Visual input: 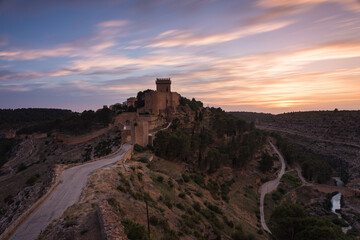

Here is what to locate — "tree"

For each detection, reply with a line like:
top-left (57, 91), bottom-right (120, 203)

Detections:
top-left (270, 203), bottom-right (347, 240)
top-left (259, 153), bottom-right (274, 172)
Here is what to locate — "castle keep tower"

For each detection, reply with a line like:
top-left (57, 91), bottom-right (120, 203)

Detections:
top-left (156, 78), bottom-right (171, 92)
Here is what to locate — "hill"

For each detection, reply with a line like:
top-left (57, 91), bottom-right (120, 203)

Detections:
top-left (1, 103), bottom-right (358, 240)
top-left (0, 108), bottom-right (74, 129)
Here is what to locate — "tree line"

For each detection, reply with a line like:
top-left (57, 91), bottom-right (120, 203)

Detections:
top-left (153, 100), bottom-right (267, 172)
top-left (275, 135), bottom-right (332, 183)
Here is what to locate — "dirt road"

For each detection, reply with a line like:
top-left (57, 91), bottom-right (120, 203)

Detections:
top-left (8, 143), bottom-right (132, 240)
top-left (259, 142), bottom-right (285, 234)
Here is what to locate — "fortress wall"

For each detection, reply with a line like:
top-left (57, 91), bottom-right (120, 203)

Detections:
top-left (114, 112), bottom-right (137, 126)
top-left (132, 120), bottom-right (149, 146)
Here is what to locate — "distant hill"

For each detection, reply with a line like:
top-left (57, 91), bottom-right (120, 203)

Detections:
top-left (0, 108), bottom-right (74, 129)
top-left (228, 111), bottom-right (274, 123)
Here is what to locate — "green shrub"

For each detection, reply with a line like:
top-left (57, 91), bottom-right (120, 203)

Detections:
top-left (206, 179), bottom-right (219, 199)
top-left (164, 198), bottom-right (173, 209)
top-left (195, 190), bottom-right (203, 198)
top-left (272, 191), bottom-right (281, 201)
top-left (26, 174), bottom-right (40, 186)
top-left (182, 173), bottom-right (190, 183)
top-left (134, 144), bottom-right (146, 153)
top-left (190, 173), bottom-right (205, 188)
top-left (137, 172), bottom-right (143, 181)
top-left (156, 175), bottom-right (164, 183)
top-left (117, 185), bottom-right (126, 193)
top-left (281, 174), bottom-right (302, 187)
top-left (168, 179), bottom-right (174, 188)
top-left (122, 219), bottom-right (149, 240)
top-left (150, 215), bottom-right (159, 226)
top-left (176, 203), bottom-right (185, 210)
top-left (259, 153), bottom-right (275, 172)
top-left (193, 202), bottom-right (201, 212)
top-left (178, 192), bottom-right (186, 199)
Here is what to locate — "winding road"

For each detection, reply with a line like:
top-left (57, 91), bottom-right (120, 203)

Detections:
top-left (7, 143), bottom-right (132, 240)
top-left (259, 142), bottom-right (285, 234)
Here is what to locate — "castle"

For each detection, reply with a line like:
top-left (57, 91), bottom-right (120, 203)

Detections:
top-left (139, 78), bottom-right (180, 115)
top-left (117, 78), bottom-right (180, 146)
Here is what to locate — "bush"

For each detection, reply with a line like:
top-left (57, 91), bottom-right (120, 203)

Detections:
top-left (205, 202), bottom-right (222, 214)
top-left (192, 202), bottom-right (201, 212)
top-left (157, 175), bottom-right (164, 183)
top-left (26, 174), bottom-right (40, 186)
top-left (122, 219), bottom-right (149, 240)
top-left (272, 191), bottom-right (281, 201)
top-left (259, 153), bottom-right (275, 172)
top-left (206, 179), bottom-right (219, 199)
top-left (17, 163), bottom-right (27, 172)
top-left (176, 203), bottom-right (185, 210)
top-left (134, 144), bottom-right (146, 153)
top-left (149, 215), bottom-right (159, 226)
top-left (190, 173), bottom-right (205, 188)
top-left (178, 192), bottom-right (186, 199)
top-left (4, 195), bottom-right (13, 205)
top-left (137, 172), bottom-right (143, 181)
top-left (117, 185), bottom-right (126, 193)
top-left (182, 173), bottom-right (190, 183)
top-left (167, 179), bottom-right (174, 188)
top-left (195, 190), bottom-right (203, 198)
top-left (281, 174), bottom-right (302, 187)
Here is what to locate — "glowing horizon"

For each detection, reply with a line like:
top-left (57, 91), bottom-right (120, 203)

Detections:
top-left (0, 0), bottom-right (359, 114)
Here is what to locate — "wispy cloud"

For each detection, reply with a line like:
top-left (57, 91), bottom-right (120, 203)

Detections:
top-left (256, 0), bottom-right (360, 13)
top-left (97, 20), bottom-right (129, 28)
top-left (0, 19), bottom-right (129, 61)
top-left (143, 21), bottom-right (293, 48)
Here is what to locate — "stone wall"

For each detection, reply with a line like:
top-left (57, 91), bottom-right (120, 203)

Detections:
top-left (114, 112), bottom-right (137, 128)
top-left (97, 201), bottom-right (128, 240)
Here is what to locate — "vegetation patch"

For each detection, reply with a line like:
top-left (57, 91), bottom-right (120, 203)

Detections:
top-left (270, 203), bottom-right (349, 240)
top-left (122, 218), bottom-right (149, 240)
top-left (281, 174), bottom-right (302, 187)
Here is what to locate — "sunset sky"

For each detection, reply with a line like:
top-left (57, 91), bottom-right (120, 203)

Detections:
top-left (1, 0), bottom-right (359, 113)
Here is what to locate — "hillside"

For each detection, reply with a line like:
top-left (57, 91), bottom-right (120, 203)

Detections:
top-left (230, 110), bottom-right (360, 186)
top-left (36, 103), bottom-right (277, 240)
top-left (1, 104), bottom-right (358, 240)
top-left (0, 106), bottom-right (125, 236)
top-left (231, 110), bottom-right (360, 238)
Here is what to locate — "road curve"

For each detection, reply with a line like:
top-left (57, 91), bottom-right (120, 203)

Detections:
top-left (8, 143), bottom-right (132, 240)
top-left (259, 142), bottom-right (285, 234)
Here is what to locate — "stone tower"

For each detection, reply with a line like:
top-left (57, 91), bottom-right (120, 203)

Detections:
top-left (156, 78), bottom-right (171, 92)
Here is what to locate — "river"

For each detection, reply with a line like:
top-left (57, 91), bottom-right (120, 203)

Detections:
top-left (331, 177), bottom-right (352, 233)
top-left (331, 177), bottom-right (343, 213)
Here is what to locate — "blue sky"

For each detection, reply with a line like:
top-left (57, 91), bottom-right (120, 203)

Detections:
top-left (1, 0), bottom-right (360, 113)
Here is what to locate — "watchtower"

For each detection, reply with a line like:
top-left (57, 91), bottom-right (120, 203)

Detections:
top-left (156, 78), bottom-right (171, 92)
